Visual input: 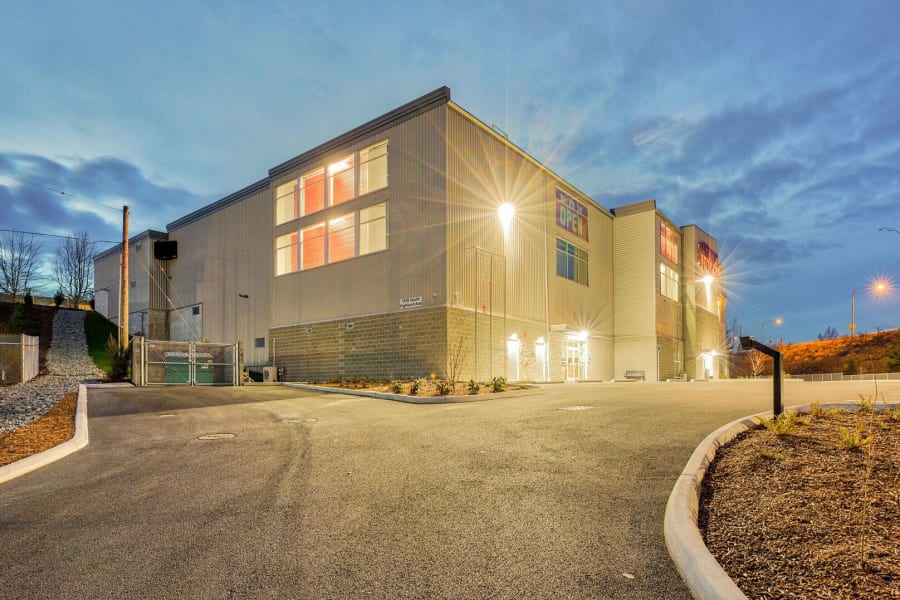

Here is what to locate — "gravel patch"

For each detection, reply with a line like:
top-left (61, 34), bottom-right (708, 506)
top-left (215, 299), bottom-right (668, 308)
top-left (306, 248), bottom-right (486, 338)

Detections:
top-left (0, 310), bottom-right (104, 434)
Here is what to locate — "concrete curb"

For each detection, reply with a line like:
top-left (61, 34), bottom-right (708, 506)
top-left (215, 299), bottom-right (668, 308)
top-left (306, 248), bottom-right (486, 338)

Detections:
top-left (0, 384), bottom-right (90, 485)
top-left (664, 401), bottom-right (897, 599)
top-left (282, 382), bottom-right (545, 404)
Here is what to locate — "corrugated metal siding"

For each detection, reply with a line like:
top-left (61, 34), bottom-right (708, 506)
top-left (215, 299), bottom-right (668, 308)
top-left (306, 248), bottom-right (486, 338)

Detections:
top-left (167, 185), bottom-right (273, 366)
top-left (445, 108), bottom-right (547, 324)
top-left (271, 104), bottom-right (448, 327)
top-left (613, 210), bottom-right (655, 336)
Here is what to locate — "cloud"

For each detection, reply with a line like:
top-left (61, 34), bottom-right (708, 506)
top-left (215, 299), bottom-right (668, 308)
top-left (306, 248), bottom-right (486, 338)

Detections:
top-left (0, 152), bottom-right (206, 291)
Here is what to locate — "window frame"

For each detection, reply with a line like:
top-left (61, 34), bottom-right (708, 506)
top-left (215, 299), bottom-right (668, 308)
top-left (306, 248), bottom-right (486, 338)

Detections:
top-left (659, 263), bottom-right (679, 301)
top-left (660, 222), bottom-right (679, 263)
top-left (555, 238), bottom-right (589, 286)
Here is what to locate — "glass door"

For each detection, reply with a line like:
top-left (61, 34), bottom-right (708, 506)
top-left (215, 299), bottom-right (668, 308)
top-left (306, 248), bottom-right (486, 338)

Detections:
top-left (565, 341), bottom-right (586, 380)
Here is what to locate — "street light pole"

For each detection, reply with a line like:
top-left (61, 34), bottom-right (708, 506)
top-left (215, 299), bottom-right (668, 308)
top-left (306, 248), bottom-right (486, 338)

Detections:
top-left (850, 281), bottom-right (888, 337)
top-left (759, 317), bottom-right (782, 343)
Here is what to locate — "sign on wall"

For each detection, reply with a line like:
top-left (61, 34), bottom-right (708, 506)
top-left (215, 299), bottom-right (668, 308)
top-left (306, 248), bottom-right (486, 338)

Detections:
top-left (697, 240), bottom-right (720, 275)
top-left (400, 296), bottom-right (422, 309)
top-left (556, 189), bottom-right (589, 240)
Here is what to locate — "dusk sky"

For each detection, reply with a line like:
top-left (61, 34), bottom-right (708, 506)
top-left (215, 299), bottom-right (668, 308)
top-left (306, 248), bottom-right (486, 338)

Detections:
top-left (1, 1), bottom-right (898, 344)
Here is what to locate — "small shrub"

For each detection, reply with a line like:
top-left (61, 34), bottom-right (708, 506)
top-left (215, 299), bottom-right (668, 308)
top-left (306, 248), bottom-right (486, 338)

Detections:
top-left (467, 380), bottom-right (481, 395)
top-left (53, 289), bottom-right (65, 307)
top-left (329, 374), bottom-right (343, 385)
top-left (409, 378), bottom-right (422, 396)
top-left (757, 411), bottom-right (807, 436)
top-left (839, 423), bottom-right (873, 451)
top-left (808, 402), bottom-right (828, 418)
top-left (491, 376), bottom-right (507, 393)
top-left (23, 290), bottom-right (33, 307)
top-left (436, 380), bottom-right (452, 395)
top-left (856, 395), bottom-right (875, 412)
top-left (105, 334), bottom-right (131, 381)
top-left (757, 449), bottom-right (785, 461)
top-left (390, 380), bottom-right (403, 394)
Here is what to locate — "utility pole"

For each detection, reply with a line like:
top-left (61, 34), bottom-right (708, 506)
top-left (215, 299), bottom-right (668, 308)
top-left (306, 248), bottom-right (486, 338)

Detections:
top-left (120, 205), bottom-right (129, 351)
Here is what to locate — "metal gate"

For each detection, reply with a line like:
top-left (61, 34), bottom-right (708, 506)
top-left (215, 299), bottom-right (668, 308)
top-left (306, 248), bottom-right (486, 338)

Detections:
top-left (141, 339), bottom-right (238, 385)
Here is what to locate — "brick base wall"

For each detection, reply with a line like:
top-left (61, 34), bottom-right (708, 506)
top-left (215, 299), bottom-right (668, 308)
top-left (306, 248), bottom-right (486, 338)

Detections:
top-left (270, 307), bottom-right (448, 382)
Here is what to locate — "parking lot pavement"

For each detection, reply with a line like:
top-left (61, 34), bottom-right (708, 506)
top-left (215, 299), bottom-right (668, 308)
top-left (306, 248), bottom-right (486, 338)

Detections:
top-left (1, 380), bottom-right (896, 599)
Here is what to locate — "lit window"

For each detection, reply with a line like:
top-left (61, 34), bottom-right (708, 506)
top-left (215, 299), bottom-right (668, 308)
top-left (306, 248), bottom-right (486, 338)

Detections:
top-left (556, 238), bottom-right (588, 285)
top-left (328, 214), bottom-right (355, 263)
top-left (660, 263), bottom-right (679, 301)
top-left (328, 154), bottom-right (355, 206)
top-left (275, 181), bottom-right (298, 225)
top-left (300, 168), bottom-right (325, 216)
top-left (660, 223), bottom-right (679, 263)
top-left (359, 202), bottom-right (387, 255)
top-left (359, 141), bottom-right (388, 195)
top-left (301, 224), bottom-right (325, 270)
top-left (275, 232), bottom-right (298, 275)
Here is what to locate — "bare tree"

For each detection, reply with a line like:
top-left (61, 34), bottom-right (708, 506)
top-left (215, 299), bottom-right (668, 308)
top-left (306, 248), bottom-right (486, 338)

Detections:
top-left (0, 231), bottom-right (42, 301)
top-left (748, 348), bottom-right (766, 377)
top-left (55, 231), bottom-right (95, 307)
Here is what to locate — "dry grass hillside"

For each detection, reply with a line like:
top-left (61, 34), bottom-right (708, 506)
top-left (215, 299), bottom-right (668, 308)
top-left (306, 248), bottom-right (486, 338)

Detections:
top-left (779, 329), bottom-right (900, 375)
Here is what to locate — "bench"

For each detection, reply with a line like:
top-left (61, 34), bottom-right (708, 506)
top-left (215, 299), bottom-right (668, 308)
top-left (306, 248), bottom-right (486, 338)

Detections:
top-left (624, 370), bottom-right (645, 381)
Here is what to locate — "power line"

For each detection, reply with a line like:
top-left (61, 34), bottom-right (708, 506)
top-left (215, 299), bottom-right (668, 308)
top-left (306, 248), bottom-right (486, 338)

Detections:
top-left (0, 171), bottom-right (76, 197)
top-left (0, 228), bottom-right (119, 244)
top-left (0, 170), bottom-right (125, 215)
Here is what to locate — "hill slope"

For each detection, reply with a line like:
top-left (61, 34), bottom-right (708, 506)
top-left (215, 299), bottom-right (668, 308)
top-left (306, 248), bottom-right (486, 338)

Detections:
top-left (780, 329), bottom-right (900, 375)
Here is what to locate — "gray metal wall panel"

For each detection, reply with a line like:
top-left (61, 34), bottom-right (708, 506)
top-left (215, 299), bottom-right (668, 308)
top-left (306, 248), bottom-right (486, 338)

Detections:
top-left (270, 104), bottom-right (448, 327)
top-left (166, 185), bottom-right (273, 366)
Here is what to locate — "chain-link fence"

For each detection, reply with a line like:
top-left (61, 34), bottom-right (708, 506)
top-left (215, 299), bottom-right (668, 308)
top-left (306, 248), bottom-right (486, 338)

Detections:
top-left (139, 339), bottom-right (237, 385)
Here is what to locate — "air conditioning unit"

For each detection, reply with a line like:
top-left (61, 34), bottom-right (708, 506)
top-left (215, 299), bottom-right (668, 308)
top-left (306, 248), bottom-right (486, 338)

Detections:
top-left (262, 367), bottom-right (277, 383)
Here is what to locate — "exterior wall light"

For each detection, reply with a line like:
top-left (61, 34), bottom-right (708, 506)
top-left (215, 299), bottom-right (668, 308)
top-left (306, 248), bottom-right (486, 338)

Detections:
top-left (498, 202), bottom-right (515, 235)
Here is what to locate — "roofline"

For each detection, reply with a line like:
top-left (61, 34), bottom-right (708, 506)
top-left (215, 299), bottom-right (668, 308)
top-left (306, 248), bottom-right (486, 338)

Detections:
top-left (268, 86), bottom-right (452, 180)
top-left (446, 101), bottom-right (614, 219)
top-left (166, 177), bottom-right (270, 232)
top-left (94, 229), bottom-right (168, 260)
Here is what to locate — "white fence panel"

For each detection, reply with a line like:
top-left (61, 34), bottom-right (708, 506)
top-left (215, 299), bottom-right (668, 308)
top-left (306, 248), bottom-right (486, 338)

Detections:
top-left (0, 334), bottom-right (39, 383)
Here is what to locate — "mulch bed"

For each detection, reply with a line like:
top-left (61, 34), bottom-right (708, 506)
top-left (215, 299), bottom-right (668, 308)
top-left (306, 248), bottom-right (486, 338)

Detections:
top-left (700, 406), bottom-right (900, 599)
top-left (0, 393), bottom-right (76, 467)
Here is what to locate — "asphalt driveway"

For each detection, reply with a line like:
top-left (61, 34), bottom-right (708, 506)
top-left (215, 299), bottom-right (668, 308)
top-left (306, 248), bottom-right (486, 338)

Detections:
top-left (1, 380), bottom-right (896, 599)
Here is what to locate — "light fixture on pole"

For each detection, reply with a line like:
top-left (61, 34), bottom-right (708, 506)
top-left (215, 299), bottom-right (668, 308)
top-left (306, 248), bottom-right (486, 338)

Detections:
top-left (850, 280), bottom-right (889, 336)
top-left (759, 317), bottom-right (783, 342)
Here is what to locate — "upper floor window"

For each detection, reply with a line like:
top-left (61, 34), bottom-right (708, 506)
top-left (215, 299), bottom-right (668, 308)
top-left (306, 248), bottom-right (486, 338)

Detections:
top-left (300, 168), bottom-right (325, 216)
top-left (275, 181), bottom-right (298, 225)
top-left (360, 141), bottom-right (388, 194)
top-left (660, 223), bottom-right (679, 263)
top-left (276, 140), bottom-right (389, 224)
top-left (556, 238), bottom-right (588, 286)
top-left (359, 202), bottom-right (387, 255)
top-left (276, 202), bottom-right (389, 275)
top-left (328, 154), bottom-right (355, 206)
top-left (275, 232), bottom-right (298, 275)
top-left (660, 263), bottom-right (679, 301)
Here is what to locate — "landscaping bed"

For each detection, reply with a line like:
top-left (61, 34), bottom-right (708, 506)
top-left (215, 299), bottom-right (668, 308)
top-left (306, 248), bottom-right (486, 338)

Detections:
top-left (0, 392), bottom-right (76, 467)
top-left (699, 402), bottom-right (899, 599)
top-left (309, 377), bottom-right (529, 397)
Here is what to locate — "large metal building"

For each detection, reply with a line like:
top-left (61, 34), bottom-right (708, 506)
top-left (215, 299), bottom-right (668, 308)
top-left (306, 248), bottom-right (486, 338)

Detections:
top-left (94, 87), bottom-right (728, 382)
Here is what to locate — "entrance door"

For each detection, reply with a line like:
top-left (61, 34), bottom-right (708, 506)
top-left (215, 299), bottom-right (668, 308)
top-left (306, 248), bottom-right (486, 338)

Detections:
top-left (565, 341), bottom-right (586, 380)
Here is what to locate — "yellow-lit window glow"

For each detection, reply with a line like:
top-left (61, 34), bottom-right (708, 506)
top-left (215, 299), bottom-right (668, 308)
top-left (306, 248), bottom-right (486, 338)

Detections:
top-left (275, 232), bottom-right (298, 275)
top-left (359, 141), bottom-right (388, 195)
top-left (329, 155), bottom-right (355, 206)
top-left (275, 181), bottom-right (298, 225)
top-left (359, 202), bottom-right (387, 255)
